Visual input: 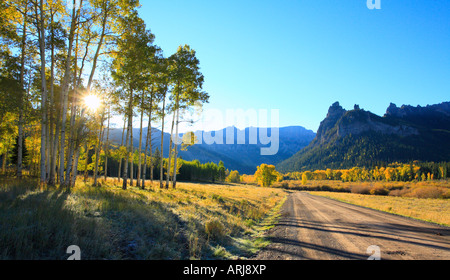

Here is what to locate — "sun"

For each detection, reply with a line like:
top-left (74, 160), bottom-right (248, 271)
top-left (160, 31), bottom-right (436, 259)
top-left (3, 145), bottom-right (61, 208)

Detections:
top-left (83, 94), bottom-right (102, 112)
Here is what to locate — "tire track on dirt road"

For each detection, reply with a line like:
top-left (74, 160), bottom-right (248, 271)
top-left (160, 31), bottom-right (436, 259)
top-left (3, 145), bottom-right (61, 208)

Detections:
top-left (254, 192), bottom-right (450, 260)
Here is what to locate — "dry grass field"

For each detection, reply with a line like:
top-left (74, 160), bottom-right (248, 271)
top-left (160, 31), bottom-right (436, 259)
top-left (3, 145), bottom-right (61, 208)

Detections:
top-left (2, 176), bottom-right (447, 260)
top-left (275, 179), bottom-right (450, 199)
top-left (309, 191), bottom-right (450, 226)
top-left (273, 179), bottom-right (450, 226)
top-left (0, 177), bottom-right (286, 260)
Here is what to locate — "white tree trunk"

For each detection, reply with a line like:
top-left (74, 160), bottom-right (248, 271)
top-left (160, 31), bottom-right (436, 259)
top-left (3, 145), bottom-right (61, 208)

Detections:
top-left (59, 3), bottom-right (80, 186)
top-left (38, 0), bottom-right (48, 184)
top-left (142, 98), bottom-right (153, 189)
top-left (159, 96), bottom-right (166, 189)
top-left (172, 108), bottom-right (180, 189)
top-left (137, 94), bottom-right (144, 187)
top-left (165, 110), bottom-right (176, 189)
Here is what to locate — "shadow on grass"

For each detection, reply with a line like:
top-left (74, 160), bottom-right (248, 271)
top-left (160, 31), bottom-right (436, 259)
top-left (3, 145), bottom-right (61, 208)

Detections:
top-left (0, 180), bottom-right (191, 260)
top-left (0, 179), bottom-right (283, 260)
top-left (0, 183), bottom-right (89, 260)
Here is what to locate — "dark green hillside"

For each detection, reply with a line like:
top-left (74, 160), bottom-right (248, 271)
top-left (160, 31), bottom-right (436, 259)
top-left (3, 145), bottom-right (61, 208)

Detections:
top-left (277, 102), bottom-right (450, 172)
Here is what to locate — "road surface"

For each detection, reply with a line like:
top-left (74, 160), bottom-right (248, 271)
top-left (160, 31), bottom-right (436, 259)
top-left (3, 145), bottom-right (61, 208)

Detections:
top-left (254, 192), bottom-right (450, 260)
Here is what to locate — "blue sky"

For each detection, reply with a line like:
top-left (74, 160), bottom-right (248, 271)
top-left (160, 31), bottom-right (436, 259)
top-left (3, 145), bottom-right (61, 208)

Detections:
top-left (137, 0), bottom-right (450, 133)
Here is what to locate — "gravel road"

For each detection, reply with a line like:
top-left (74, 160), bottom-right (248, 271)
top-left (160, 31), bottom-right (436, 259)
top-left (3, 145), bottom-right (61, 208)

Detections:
top-left (254, 192), bottom-right (450, 260)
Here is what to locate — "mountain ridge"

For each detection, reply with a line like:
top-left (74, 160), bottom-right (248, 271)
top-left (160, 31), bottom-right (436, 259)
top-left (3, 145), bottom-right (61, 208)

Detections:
top-left (108, 125), bottom-right (316, 174)
top-left (277, 101), bottom-right (450, 172)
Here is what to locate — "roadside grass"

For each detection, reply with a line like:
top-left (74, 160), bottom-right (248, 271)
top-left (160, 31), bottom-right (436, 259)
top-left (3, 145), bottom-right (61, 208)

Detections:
top-left (0, 177), bottom-right (286, 260)
top-left (309, 191), bottom-right (450, 227)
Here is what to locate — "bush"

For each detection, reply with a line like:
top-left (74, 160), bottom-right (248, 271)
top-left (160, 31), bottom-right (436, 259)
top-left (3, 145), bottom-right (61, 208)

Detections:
top-left (226, 170), bottom-right (240, 183)
top-left (302, 173), bottom-right (308, 185)
top-left (388, 188), bottom-right (410, 197)
top-left (211, 194), bottom-right (225, 203)
top-left (273, 181), bottom-right (289, 188)
top-left (407, 187), bottom-right (446, 199)
top-left (205, 219), bottom-right (226, 241)
top-left (443, 189), bottom-right (450, 199)
top-left (370, 186), bottom-right (389, 196)
top-left (351, 185), bottom-right (371, 195)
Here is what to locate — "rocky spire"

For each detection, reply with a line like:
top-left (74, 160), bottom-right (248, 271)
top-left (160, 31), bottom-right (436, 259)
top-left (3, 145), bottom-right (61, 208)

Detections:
top-left (327, 102), bottom-right (346, 118)
top-left (316, 102), bottom-right (347, 143)
top-left (386, 103), bottom-right (400, 117)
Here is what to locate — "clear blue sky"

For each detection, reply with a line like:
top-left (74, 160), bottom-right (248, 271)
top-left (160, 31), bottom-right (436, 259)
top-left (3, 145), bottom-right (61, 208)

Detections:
top-left (138, 0), bottom-right (450, 133)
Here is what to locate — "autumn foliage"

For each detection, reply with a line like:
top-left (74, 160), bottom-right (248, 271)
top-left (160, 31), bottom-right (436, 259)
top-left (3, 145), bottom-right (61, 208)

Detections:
top-left (254, 164), bottom-right (282, 187)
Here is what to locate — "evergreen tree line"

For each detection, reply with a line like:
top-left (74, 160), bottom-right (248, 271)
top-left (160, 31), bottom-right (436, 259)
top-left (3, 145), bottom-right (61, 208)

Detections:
top-left (71, 147), bottom-right (229, 184)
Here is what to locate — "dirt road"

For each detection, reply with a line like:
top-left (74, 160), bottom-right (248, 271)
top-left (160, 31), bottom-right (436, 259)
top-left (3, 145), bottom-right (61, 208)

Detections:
top-left (254, 192), bottom-right (450, 260)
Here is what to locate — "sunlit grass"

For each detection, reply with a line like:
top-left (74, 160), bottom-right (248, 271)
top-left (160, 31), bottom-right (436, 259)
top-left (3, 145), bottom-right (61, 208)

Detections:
top-left (276, 179), bottom-right (450, 199)
top-left (0, 177), bottom-right (286, 260)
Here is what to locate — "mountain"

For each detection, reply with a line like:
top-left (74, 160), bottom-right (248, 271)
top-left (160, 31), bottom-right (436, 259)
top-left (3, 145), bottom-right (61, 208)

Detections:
top-left (108, 125), bottom-right (316, 174)
top-left (277, 101), bottom-right (450, 172)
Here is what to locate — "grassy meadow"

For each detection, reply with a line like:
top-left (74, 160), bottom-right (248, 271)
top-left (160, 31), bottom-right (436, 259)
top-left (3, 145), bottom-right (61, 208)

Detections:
top-left (272, 179), bottom-right (450, 226)
top-left (2, 175), bottom-right (448, 260)
top-left (0, 177), bottom-right (286, 260)
top-left (309, 191), bottom-right (450, 226)
top-left (272, 179), bottom-right (449, 226)
top-left (275, 179), bottom-right (450, 199)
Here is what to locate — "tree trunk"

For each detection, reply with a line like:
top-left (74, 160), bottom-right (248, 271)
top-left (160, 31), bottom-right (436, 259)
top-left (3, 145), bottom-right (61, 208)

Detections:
top-left (17, 5), bottom-right (28, 179)
top-left (17, 96), bottom-right (24, 177)
top-left (165, 110), bottom-right (176, 189)
top-left (104, 106), bottom-right (110, 181)
top-left (117, 116), bottom-right (126, 182)
top-left (122, 88), bottom-right (133, 190)
top-left (48, 8), bottom-right (56, 185)
top-left (83, 143), bottom-right (89, 183)
top-left (159, 96), bottom-right (166, 189)
top-left (65, 28), bottom-right (81, 187)
top-left (87, 3), bottom-right (108, 89)
top-left (65, 102), bottom-right (77, 186)
top-left (172, 108), bottom-right (180, 189)
top-left (38, 0), bottom-right (48, 184)
top-left (56, 139), bottom-right (60, 183)
top-left (142, 97), bottom-right (153, 189)
top-left (51, 116), bottom-right (60, 184)
top-left (93, 112), bottom-right (105, 186)
top-left (2, 151), bottom-right (7, 174)
top-left (71, 148), bottom-right (79, 186)
top-left (130, 121), bottom-right (134, 186)
top-left (67, 0), bottom-right (112, 189)
top-left (137, 93), bottom-right (144, 187)
top-left (122, 117), bottom-right (130, 190)
top-left (59, 2), bottom-right (80, 186)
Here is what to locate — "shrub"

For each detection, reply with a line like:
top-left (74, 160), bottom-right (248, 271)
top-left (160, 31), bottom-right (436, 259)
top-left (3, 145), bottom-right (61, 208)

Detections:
top-left (443, 189), bottom-right (450, 199)
top-left (351, 185), bottom-right (371, 195)
top-left (254, 164), bottom-right (280, 187)
top-left (205, 219), bottom-right (226, 241)
top-left (211, 194), bottom-right (225, 203)
top-left (188, 233), bottom-right (202, 259)
top-left (302, 173), bottom-right (308, 185)
top-left (370, 186), bottom-right (389, 196)
top-left (407, 187), bottom-right (446, 199)
top-left (388, 188), bottom-right (410, 197)
top-left (273, 181), bottom-right (289, 188)
top-left (226, 170), bottom-right (240, 183)
top-left (319, 185), bottom-right (333, 192)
